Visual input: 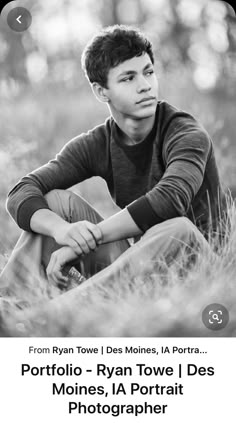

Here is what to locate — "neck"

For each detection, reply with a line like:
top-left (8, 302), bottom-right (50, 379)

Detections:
top-left (110, 109), bottom-right (156, 145)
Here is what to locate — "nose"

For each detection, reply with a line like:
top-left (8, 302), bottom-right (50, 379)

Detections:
top-left (136, 75), bottom-right (151, 93)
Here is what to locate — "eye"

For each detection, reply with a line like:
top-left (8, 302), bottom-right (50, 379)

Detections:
top-left (145, 70), bottom-right (154, 76)
top-left (121, 75), bottom-right (134, 82)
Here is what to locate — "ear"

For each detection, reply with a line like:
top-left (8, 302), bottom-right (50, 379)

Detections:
top-left (91, 82), bottom-right (110, 103)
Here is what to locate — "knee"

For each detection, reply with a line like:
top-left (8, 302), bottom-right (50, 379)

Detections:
top-left (144, 216), bottom-right (197, 240)
top-left (45, 189), bottom-right (69, 202)
top-left (44, 189), bottom-right (72, 219)
top-left (170, 216), bottom-right (197, 239)
top-left (44, 189), bottom-right (100, 224)
top-left (146, 216), bottom-right (196, 240)
top-left (44, 189), bottom-right (70, 206)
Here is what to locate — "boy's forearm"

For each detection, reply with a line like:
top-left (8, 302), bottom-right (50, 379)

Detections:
top-left (97, 208), bottom-right (143, 244)
top-left (30, 207), bottom-right (143, 246)
top-left (30, 209), bottom-right (68, 237)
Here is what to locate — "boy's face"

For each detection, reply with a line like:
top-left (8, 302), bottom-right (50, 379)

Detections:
top-left (104, 53), bottom-right (158, 120)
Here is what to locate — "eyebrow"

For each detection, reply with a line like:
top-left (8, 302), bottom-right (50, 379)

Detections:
top-left (118, 63), bottom-right (153, 77)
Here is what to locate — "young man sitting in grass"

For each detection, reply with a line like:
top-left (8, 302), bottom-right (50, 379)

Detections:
top-left (0, 25), bottom-right (227, 299)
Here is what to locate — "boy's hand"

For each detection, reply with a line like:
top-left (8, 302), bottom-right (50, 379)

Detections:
top-left (52, 220), bottom-right (103, 256)
top-left (46, 246), bottom-right (76, 285)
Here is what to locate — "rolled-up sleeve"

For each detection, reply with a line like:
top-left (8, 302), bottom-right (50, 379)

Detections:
top-left (127, 115), bottom-right (212, 232)
top-left (6, 134), bottom-right (97, 231)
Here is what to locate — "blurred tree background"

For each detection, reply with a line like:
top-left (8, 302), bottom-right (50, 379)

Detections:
top-left (0, 0), bottom-right (235, 255)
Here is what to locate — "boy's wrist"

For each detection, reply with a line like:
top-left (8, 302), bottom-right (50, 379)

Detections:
top-left (96, 221), bottom-right (108, 243)
top-left (50, 219), bottom-right (70, 240)
top-left (96, 222), bottom-right (105, 243)
top-left (30, 208), bottom-right (71, 239)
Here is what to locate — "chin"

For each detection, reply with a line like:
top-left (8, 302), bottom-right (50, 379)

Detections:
top-left (135, 107), bottom-right (156, 119)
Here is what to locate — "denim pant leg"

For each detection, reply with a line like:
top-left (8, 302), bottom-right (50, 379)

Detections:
top-left (10, 217), bottom-right (215, 335)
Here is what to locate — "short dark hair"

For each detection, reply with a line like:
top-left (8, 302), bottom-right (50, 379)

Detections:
top-left (81, 25), bottom-right (154, 88)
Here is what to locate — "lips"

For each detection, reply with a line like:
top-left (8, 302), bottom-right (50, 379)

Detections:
top-left (136, 97), bottom-right (156, 104)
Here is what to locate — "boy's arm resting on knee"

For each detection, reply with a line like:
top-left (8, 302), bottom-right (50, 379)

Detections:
top-left (30, 208), bottom-right (69, 238)
top-left (97, 195), bottom-right (162, 243)
top-left (30, 209), bottom-right (103, 256)
top-left (97, 208), bottom-right (143, 244)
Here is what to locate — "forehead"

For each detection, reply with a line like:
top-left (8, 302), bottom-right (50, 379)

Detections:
top-left (108, 53), bottom-right (152, 78)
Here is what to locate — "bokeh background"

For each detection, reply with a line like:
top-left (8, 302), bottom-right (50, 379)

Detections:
top-left (0, 0), bottom-right (236, 257)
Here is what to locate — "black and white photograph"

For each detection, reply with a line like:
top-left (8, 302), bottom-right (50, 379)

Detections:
top-left (0, 0), bottom-right (236, 337)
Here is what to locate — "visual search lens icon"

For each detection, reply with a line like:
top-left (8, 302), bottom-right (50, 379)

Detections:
top-left (202, 303), bottom-right (229, 330)
top-left (7, 7), bottom-right (32, 32)
top-left (209, 310), bottom-right (222, 323)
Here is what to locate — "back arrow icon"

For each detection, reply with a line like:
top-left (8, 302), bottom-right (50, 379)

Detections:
top-left (7, 7), bottom-right (32, 32)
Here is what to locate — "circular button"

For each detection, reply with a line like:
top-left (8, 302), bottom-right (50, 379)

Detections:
top-left (7, 7), bottom-right (32, 32)
top-left (202, 303), bottom-right (229, 330)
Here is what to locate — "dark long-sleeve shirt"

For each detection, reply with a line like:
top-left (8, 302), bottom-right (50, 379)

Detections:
top-left (6, 101), bottom-right (226, 237)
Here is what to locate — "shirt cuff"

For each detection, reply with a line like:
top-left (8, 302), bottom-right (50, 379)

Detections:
top-left (17, 197), bottom-right (50, 232)
top-left (127, 196), bottom-right (163, 232)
